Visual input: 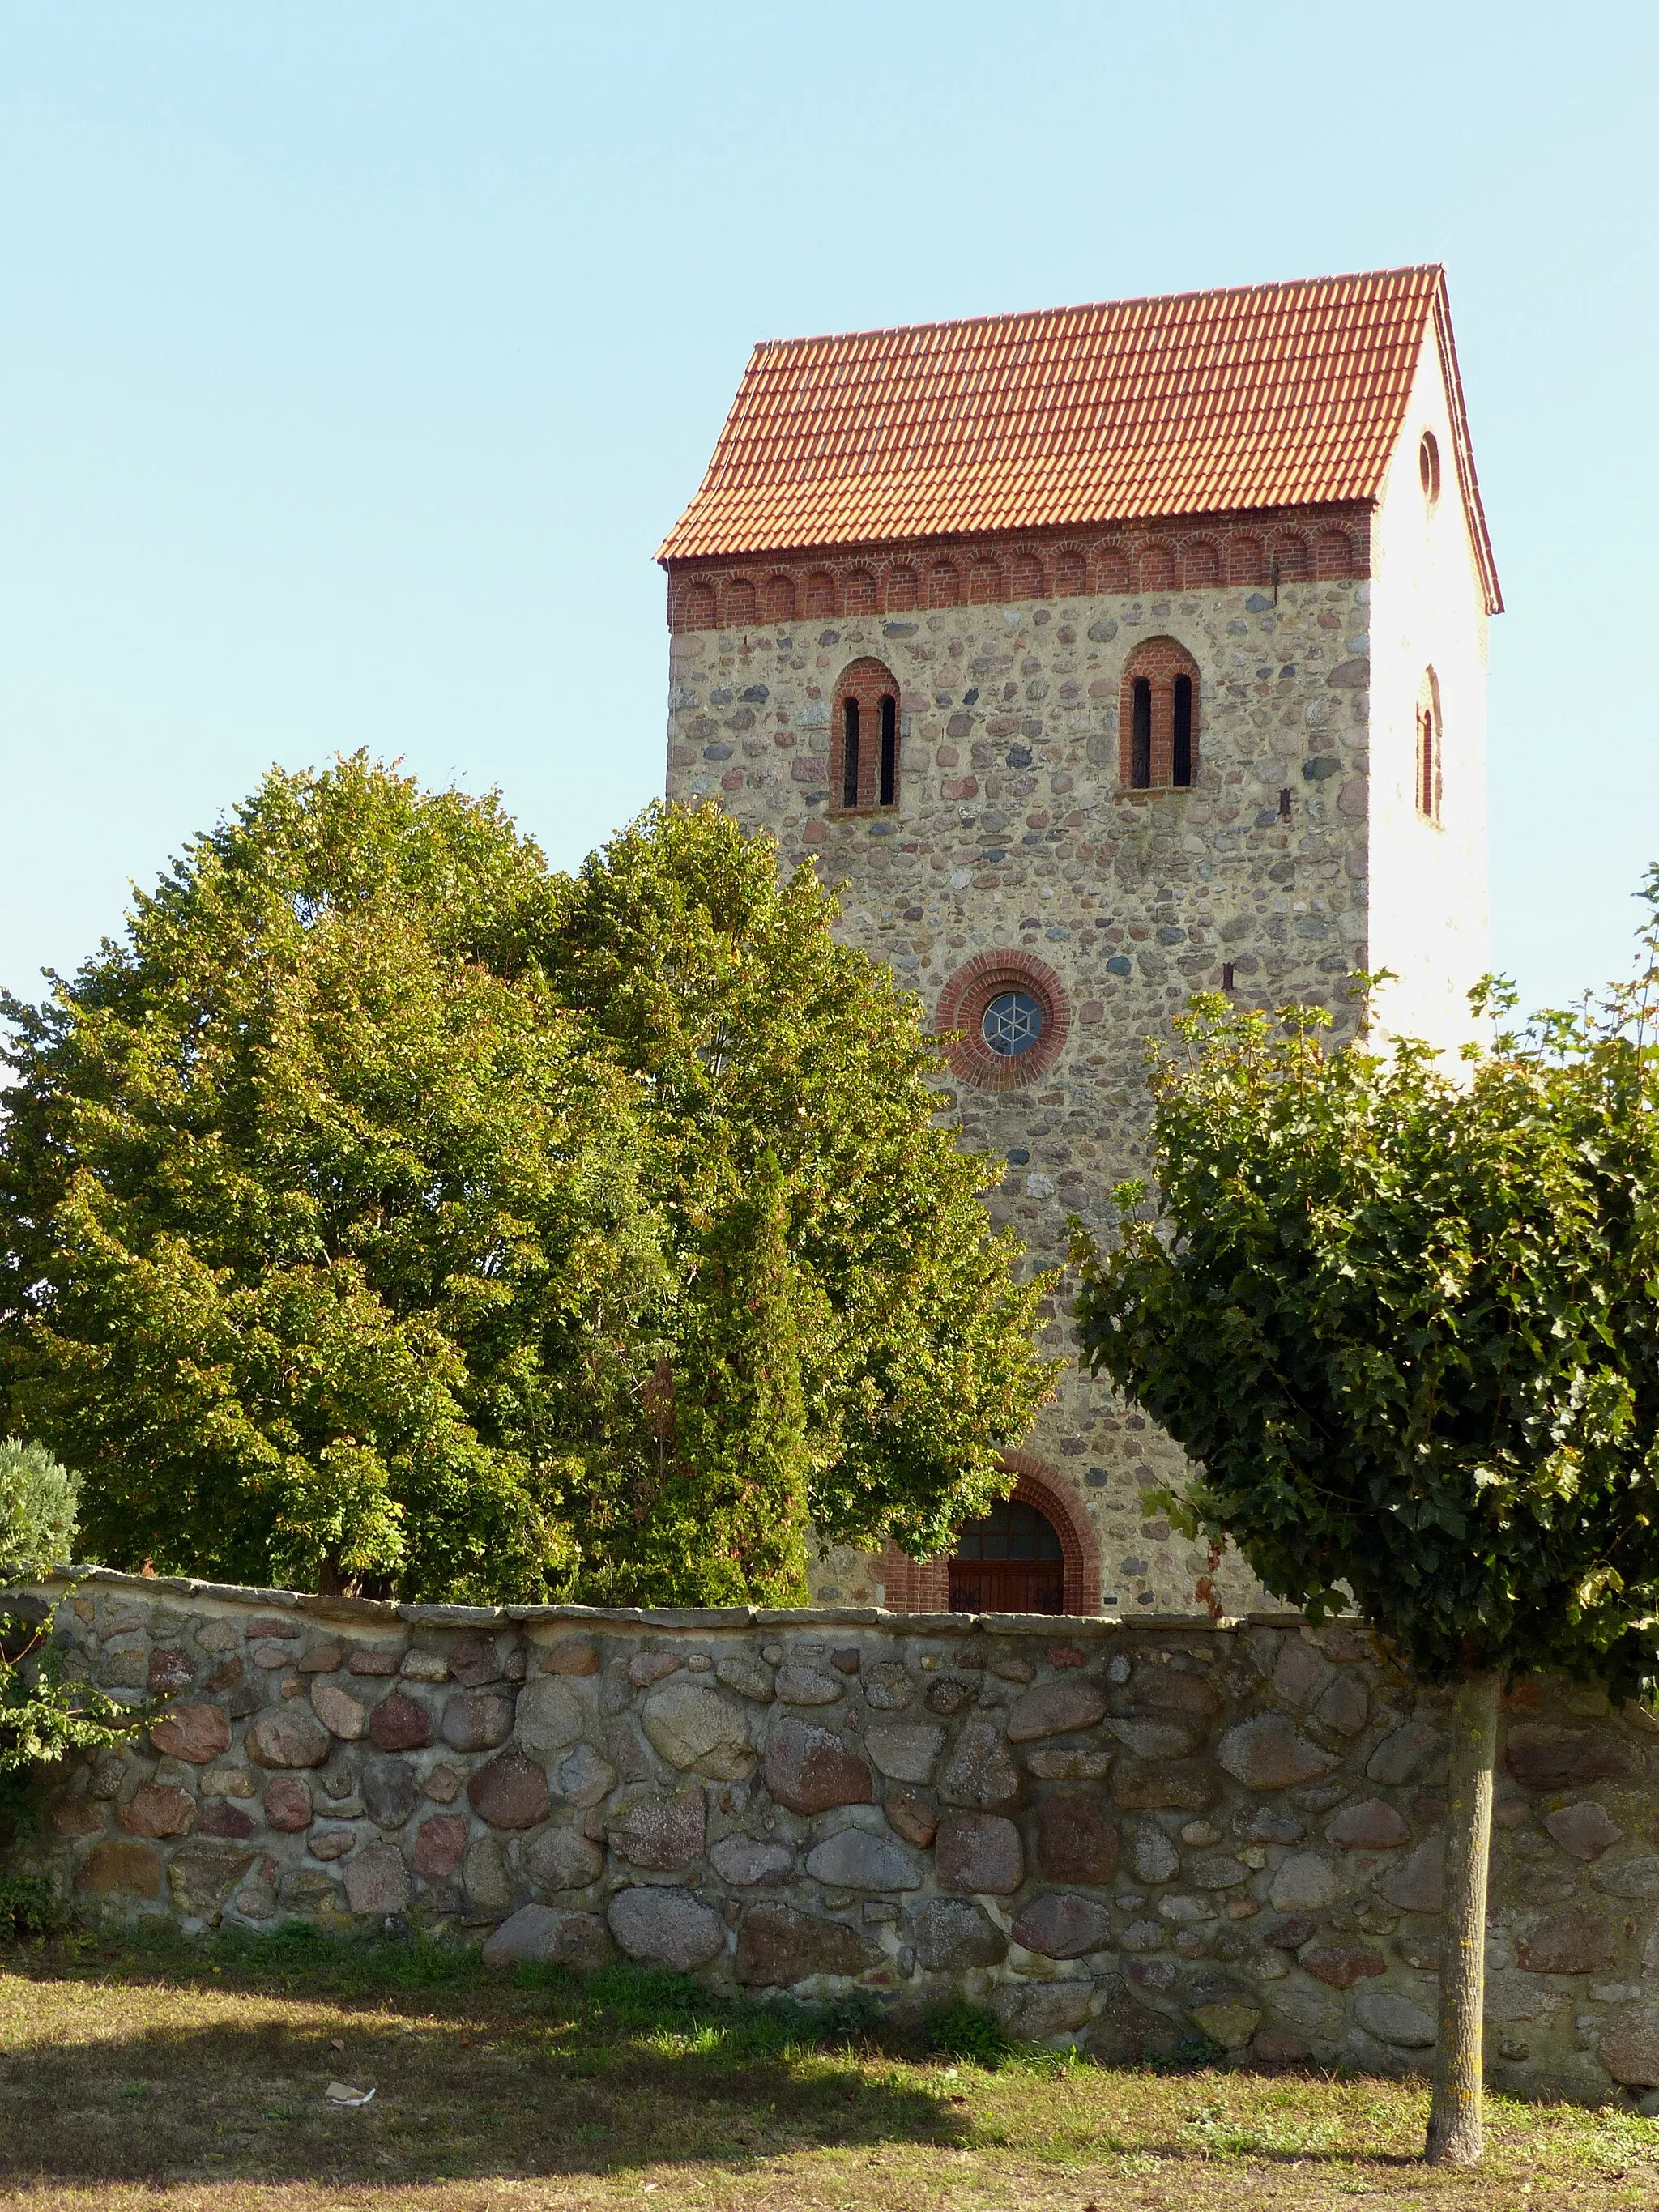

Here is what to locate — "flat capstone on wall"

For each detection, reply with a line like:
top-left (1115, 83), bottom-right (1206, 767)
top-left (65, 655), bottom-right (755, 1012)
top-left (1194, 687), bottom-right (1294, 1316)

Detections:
top-left (14, 1570), bottom-right (1659, 2108)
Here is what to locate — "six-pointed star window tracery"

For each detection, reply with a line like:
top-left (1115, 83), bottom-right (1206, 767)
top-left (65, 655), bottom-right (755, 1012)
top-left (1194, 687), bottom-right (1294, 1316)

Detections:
top-left (982, 990), bottom-right (1044, 1057)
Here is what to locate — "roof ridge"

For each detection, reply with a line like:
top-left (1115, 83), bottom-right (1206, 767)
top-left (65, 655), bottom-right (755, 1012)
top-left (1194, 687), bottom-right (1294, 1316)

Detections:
top-left (748, 266), bottom-right (1443, 355)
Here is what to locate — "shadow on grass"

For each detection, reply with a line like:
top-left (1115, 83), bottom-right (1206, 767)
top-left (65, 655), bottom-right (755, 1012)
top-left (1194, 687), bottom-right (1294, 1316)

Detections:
top-left (0, 1929), bottom-right (1505, 2187)
top-left (0, 1934), bottom-right (966, 2186)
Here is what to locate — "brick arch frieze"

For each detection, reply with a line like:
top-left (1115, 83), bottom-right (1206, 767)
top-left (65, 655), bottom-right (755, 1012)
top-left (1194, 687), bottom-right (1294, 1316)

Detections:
top-left (663, 507), bottom-right (1371, 631)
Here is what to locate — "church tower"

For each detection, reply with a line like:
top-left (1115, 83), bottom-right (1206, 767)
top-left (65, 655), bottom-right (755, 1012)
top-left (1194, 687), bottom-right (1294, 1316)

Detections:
top-left (657, 266), bottom-right (1500, 1616)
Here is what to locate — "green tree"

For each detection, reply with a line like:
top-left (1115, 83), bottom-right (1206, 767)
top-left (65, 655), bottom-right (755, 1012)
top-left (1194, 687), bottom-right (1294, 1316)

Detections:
top-left (1, 762), bottom-right (1055, 1604)
top-left (1073, 886), bottom-right (1659, 2168)
top-left (540, 799), bottom-right (1058, 1575)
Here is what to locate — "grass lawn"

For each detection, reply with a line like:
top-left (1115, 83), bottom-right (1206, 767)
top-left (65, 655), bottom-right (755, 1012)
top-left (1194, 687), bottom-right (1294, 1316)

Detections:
top-left (0, 1927), bottom-right (1655, 2210)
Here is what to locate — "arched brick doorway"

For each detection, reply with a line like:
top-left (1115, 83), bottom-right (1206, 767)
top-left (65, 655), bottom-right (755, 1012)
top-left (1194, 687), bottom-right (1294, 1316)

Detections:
top-left (881, 1451), bottom-right (1100, 1617)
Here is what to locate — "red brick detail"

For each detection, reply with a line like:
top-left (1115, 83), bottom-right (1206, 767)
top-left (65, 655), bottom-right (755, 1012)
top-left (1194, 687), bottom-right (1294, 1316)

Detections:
top-left (996, 1451), bottom-right (1102, 1616)
top-left (935, 951), bottom-right (1070, 1092)
top-left (1275, 531), bottom-right (1309, 582)
top-left (1229, 534), bottom-right (1267, 586)
top-left (1140, 540), bottom-right (1175, 592)
top-left (663, 506), bottom-right (1371, 631)
top-left (1183, 537), bottom-right (1221, 586)
top-left (830, 657), bottom-right (901, 816)
top-left (881, 1452), bottom-right (1101, 1617)
top-left (1119, 636), bottom-right (1202, 791)
top-left (880, 1541), bottom-right (950, 1613)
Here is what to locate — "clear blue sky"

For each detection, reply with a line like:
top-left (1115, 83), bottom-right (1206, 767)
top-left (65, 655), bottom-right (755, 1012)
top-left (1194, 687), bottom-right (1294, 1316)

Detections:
top-left (3, 2), bottom-right (1655, 1017)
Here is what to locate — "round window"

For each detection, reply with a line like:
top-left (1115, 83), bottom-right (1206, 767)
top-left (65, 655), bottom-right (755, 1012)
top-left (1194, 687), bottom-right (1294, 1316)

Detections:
top-left (1418, 430), bottom-right (1441, 505)
top-left (982, 990), bottom-right (1044, 1057)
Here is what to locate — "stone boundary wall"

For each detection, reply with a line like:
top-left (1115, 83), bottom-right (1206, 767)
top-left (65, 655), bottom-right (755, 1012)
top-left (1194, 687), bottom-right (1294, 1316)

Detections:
top-left (11, 1570), bottom-right (1659, 2106)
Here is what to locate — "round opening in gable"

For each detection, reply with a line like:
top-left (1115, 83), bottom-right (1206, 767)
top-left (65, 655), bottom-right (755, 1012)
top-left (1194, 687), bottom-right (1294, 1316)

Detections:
top-left (982, 990), bottom-right (1044, 1058)
top-left (1418, 430), bottom-right (1441, 505)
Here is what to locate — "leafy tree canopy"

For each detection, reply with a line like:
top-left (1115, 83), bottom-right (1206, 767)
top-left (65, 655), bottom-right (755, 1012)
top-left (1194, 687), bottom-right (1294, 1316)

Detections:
top-left (1, 758), bottom-right (1054, 1605)
top-left (1073, 899), bottom-right (1659, 1698)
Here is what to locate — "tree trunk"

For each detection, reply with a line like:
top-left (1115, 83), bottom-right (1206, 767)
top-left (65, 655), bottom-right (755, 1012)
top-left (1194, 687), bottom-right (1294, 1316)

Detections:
top-left (1425, 1665), bottom-right (1501, 2166)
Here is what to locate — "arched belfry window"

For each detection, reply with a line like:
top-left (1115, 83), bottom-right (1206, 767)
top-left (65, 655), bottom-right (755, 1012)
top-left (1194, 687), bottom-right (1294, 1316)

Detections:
top-left (831, 658), bottom-right (901, 814)
top-left (1119, 637), bottom-right (1201, 791)
top-left (842, 697), bottom-right (860, 809)
top-left (1417, 670), bottom-right (1443, 824)
top-left (1131, 677), bottom-right (1152, 788)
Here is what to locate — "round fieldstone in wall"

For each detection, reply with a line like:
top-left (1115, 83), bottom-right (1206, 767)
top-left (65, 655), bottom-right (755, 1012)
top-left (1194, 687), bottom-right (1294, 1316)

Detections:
top-left (993, 1980), bottom-right (1094, 2039)
top-left (517, 1677), bottom-right (588, 1758)
top-left (360, 1756), bottom-right (421, 1831)
top-left (710, 1835), bottom-right (794, 1886)
top-left (734, 1902), bottom-right (879, 1988)
top-left (609, 1785), bottom-right (706, 1873)
top-left (803, 1828), bottom-right (922, 1891)
top-left (148, 1704), bottom-right (231, 1765)
top-left (117, 1784), bottom-right (196, 1839)
top-left (864, 1724), bottom-right (945, 1783)
top-left (343, 1840), bottom-right (411, 1916)
top-left (641, 1682), bottom-right (754, 1780)
top-left (74, 1839), bottom-right (161, 1898)
top-left (1217, 1714), bottom-right (1337, 1792)
top-left (309, 1681), bottom-right (368, 1741)
top-left (523, 1826), bottom-right (606, 1893)
top-left (468, 1748), bottom-right (551, 1830)
top-left (761, 1714), bottom-right (873, 1815)
top-left (464, 1835), bottom-right (512, 1915)
top-left (1006, 1678), bottom-right (1108, 1741)
top-left (939, 1717), bottom-right (1022, 1811)
top-left (608, 1885), bottom-right (727, 1972)
top-left (1035, 1787), bottom-right (1118, 1883)
top-left (246, 1709), bottom-right (331, 1769)
top-left (413, 1814), bottom-right (468, 1880)
top-left (934, 1809), bottom-right (1023, 1894)
top-left (367, 1691), bottom-right (432, 1753)
top-left (483, 1904), bottom-right (611, 1971)
top-left (1353, 1990), bottom-right (1437, 2049)
top-left (909, 1897), bottom-right (1007, 1971)
top-left (263, 1775), bottom-right (313, 1832)
top-left (441, 1692), bottom-right (514, 1754)
top-left (1012, 1892), bottom-right (1114, 1959)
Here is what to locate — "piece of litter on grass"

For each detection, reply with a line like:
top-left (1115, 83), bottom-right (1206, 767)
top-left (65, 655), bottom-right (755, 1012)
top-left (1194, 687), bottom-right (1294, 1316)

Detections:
top-left (328, 2038), bottom-right (344, 2052)
top-left (325, 2081), bottom-right (376, 2107)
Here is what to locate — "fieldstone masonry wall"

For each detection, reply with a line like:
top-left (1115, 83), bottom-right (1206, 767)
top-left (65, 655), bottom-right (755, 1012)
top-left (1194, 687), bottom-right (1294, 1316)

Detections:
top-left (664, 576), bottom-right (1381, 1617)
top-left (16, 1570), bottom-right (1659, 2107)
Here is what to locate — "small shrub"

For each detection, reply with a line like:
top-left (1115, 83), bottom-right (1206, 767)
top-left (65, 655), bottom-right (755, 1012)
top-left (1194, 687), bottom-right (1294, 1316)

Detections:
top-left (928, 1999), bottom-right (1015, 2069)
top-left (0, 1869), bottom-right (59, 1941)
top-left (0, 1440), bottom-right (80, 1578)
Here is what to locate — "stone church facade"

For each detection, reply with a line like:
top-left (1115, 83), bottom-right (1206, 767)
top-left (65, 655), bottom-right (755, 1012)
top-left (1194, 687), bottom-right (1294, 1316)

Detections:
top-left (656, 267), bottom-right (1501, 1617)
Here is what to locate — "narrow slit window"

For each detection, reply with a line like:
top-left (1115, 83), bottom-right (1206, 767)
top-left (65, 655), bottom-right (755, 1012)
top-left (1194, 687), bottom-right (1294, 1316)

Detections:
top-left (842, 698), bottom-right (860, 809)
top-left (879, 695), bottom-right (898, 806)
top-left (1131, 677), bottom-right (1152, 788)
top-left (1172, 674), bottom-right (1193, 786)
top-left (1418, 705), bottom-right (1439, 821)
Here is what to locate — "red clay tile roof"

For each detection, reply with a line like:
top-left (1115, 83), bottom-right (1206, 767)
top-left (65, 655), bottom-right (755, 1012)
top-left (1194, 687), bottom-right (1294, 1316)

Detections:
top-left (658, 266), bottom-right (1500, 612)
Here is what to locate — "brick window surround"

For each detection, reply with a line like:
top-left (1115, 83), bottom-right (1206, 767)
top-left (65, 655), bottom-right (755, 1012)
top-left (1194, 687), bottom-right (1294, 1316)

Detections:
top-left (830, 657), bottom-right (901, 815)
top-left (882, 1451), bottom-right (1102, 1616)
top-left (1119, 635), bottom-right (1202, 791)
top-left (936, 950), bottom-right (1070, 1091)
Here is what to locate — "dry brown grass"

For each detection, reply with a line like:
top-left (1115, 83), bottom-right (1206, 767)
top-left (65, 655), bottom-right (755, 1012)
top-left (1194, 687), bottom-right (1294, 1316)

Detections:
top-left (0, 1931), bottom-right (1655, 2211)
